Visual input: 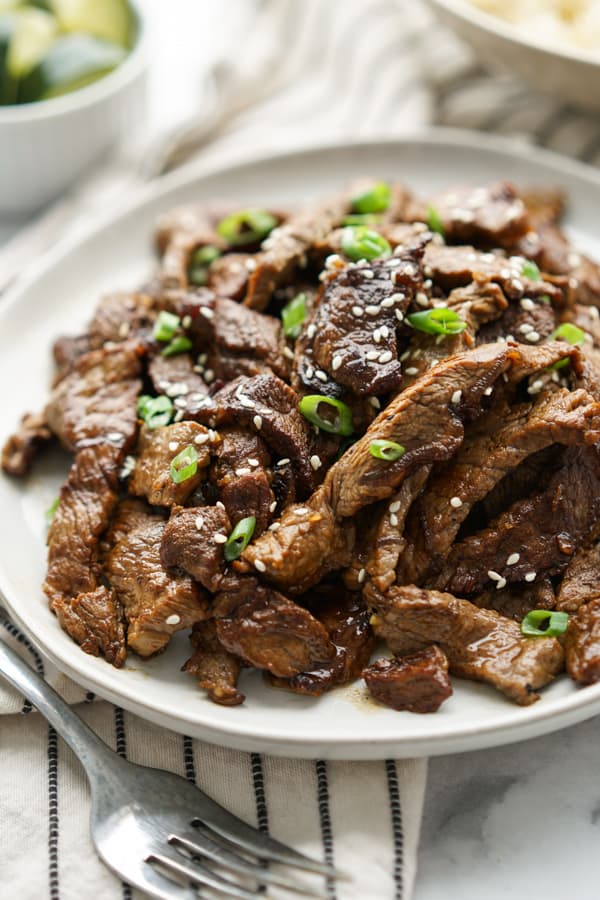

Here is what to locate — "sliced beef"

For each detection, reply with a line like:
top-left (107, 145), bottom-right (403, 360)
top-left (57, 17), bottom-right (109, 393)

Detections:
top-left (160, 504), bottom-right (231, 592)
top-left (477, 296), bottom-right (557, 346)
top-left (1, 411), bottom-right (52, 476)
top-left (154, 203), bottom-right (229, 289)
top-left (270, 588), bottom-right (375, 696)
top-left (205, 297), bottom-right (290, 382)
top-left (182, 620), bottom-right (244, 706)
top-left (129, 422), bottom-right (212, 508)
top-left (45, 342), bottom-right (142, 453)
top-left (214, 576), bottom-right (335, 678)
top-left (363, 646), bottom-right (452, 713)
top-left (369, 584), bottom-right (564, 705)
top-left (87, 291), bottom-right (156, 347)
top-left (52, 586), bottom-right (126, 668)
top-left (474, 576), bottom-right (555, 622)
top-left (211, 427), bottom-right (274, 534)
top-left (565, 598), bottom-right (600, 685)
top-left (148, 353), bottom-right (209, 410)
top-left (556, 541), bottom-right (600, 613)
top-left (104, 505), bottom-right (210, 657)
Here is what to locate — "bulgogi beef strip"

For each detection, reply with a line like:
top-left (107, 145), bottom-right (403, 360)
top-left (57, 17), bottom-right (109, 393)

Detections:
top-left (6, 175), bottom-right (600, 714)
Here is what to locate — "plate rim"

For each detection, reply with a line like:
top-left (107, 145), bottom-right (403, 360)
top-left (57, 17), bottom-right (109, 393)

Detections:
top-left (4, 127), bottom-right (600, 758)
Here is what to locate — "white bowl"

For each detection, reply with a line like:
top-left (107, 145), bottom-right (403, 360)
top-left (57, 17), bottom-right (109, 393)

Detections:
top-left (426, 0), bottom-right (600, 112)
top-left (0, 1), bottom-right (148, 218)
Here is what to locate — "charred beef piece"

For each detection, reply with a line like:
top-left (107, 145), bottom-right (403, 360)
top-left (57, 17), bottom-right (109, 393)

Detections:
top-left (363, 646), bottom-right (452, 713)
top-left (211, 427), bottom-right (274, 534)
top-left (160, 504), bottom-right (231, 592)
top-left (270, 588), bottom-right (375, 696)
top-left (214, 576), bottom-right (335, 678)
top-left (205, 297), bottom-right (290, 383)
top-left (565, 598), bottom-right (600, 685)
top-left (441, 446), bottom-right (600, 596)
top-left (45, 342), bottom-right (142, 453)
top-left (147, 353), bottom-right (209, 410)
top-left (413, 182), bottom-right (529, 248)
top-left (1, 411), bottom-right (53, 476)
top-left (182, 620), bottom-right (244, 706)
top-left (304, 239), bottom-right (427, 396)
top-left (369, 584), bottom-right (564, 705)
top-left (196, 374), bottom-right (316, 495)
top-left (401, 389), bottom-right (600, 584)
top-left (104, 504), bottom-right (210, 657)
top-left (129, 422), bottom-right (212, 508)
top-left (556, 541), bottom-right (600, 613)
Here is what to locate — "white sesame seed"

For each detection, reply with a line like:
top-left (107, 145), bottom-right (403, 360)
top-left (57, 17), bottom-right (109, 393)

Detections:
top-left (200, 307), bottom-right (214, 320)
top-left (295, 507), bottom-right (310, 515)
top-left (357, 568), bottom-right (366, 584)
top-left (246, 258), bottom-right (257, 271)
top-left (525, 571), bottom-right (536, 582)
top-left (378, 350), bottom-right (393, 363)
top-left (315, 370), bottom-right (328, 383)
top-left (195, 516), bottom-right (204, 530)
top-left (487, 570), bottom-right (502, 582)
top-left (174, 411), bottom-right (184, 422)
top-left (118, 321), bottom-right (130, 338)
top-left (248, 458), bottom-right (260, 467)
top-left (379, 325), bottom-right (390, 339)
top-left (389, 501), bottom-right (401, 513)
top-left (166, 614), bottom-right (181, 626)
top-left (283, 346), bottom-right (295, 360)
top-left (589, 306), bottom-right (600, 320)
top-left (254, 559), bottom-right (267, 572)
top-left (507, 553), bottom-right (520, 566)
top-left (362, 269), bottom-right (374, 279)
top-left (380, 297), bottom-right (394, 308)
top-left (332, 355), bottom-right (342, 371)
top-left (415, 292), bottom-right (429, 308)
top-left (365, 305), bottom-right (379, 316)
top-left (238, 395), bottom-right (255, 410)
top-left (216, 500), bottom-right (225, 509)
top-left (352, 305), bottom-right (364, 317)
top-left (203, 369), bottom-right (215, 383)
top-left (519, 322), bottom-right (534, 335)
top-left (194, 433), bottom-right (209, 446)
top-left (198, 353), bottom-right (208, 364)
top-left (527, 379), bottom-right (544, 396)
top-left (389, 513), bottom-right (399, 527)
top-left (369, 396), bottom-right (381, 409)
top-left (306, 365), bottom-right (314, 379)
top-left (277, 458), bottom-right (290, 466)
top-left (551, 371), bottom-right (560, 383)
top-left (182, 315), bottom-right (192, 329)
top-left (484, 386), bottom-right (493, 396)
top-left (450, 496), bottom-right (463, 509)
top-left (400, 350), bottom-right (411, 361)
top-left (525, 330), bottom-right (540, 343)
top-left (366, 350), bottom-right (379, 361)
top-left (107, 431), bottom-right (124, 443)
top-left (496, 576), bottom-right (507, 590)
top-left (395, 309), bottom-right (404, 322)
top-left (213, 533), bottom-right (227, 544)
top-left (307, 324), bottom-right (317, 339)
top-left (310, 454), bottom-right (322, 471)
top-left (169, 441), bottom-right (180, 453)
top-left (520, 298), bottom-right (535, 311)
top-left (252, 415), bottom-right (263, 431)
top-left (269, 522), bottom-right (280, 531)
top-left (405, 367), bottom-right (418, 376)
top-left (373, 329), bottom-right (382, 344)
top-left (269, 501), bottom-right (277, 513)
top-left (236, 467), bottom-right (252, 476)
top-left (451, 390), bottom-right (462, 404)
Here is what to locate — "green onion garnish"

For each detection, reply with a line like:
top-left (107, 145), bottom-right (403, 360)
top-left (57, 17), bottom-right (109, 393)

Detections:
top-left (137, 394), bottom-right (174, 430)
top-left (217, 209), bottom-right (277, 247)
top-left (224, 515), bottom-right (256, 562)
top-left (170, 445), bottom-right (199, 484)
top-left (350, 182), bottom-right (391, 215)
top-left (522, 260), bottom-right (541, 281)
top-left (45, 497), bottom-right (59, 526)
top-left (426, 205), bottom-right (444, 236)
top-left (539, 294), bottom-right (551, 304)
top-left (161, 336), bottom-right (193, 358)
top-left (299, 395), bottom-right (354, 436)
top-left (153, 311), bottom-right (181, 343)
top-left (369, 439), bottom-right (406, 461)
top-left (342, 214), bottom-right (383, 226)
top-left (188, 245), bottom-right (221, 286)
top-left (406, 308), bottom-right (467, 336)
top-left (189, 267), bottom-right (209, 286)
top-left (521, 609), bottom-right (569, 638)
top-left (549, 322), bottom-right (585, 370)
top-left (281, 293), bottom-right (307, 339)
top-left (341, 226), bottom-right (391, 262)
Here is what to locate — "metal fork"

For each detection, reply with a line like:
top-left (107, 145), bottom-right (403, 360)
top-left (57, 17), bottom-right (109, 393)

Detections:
top-left (0, 637), bottom-right (342, 899)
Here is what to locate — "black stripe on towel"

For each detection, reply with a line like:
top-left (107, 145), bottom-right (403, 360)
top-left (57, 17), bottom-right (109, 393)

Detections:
top-left (250, 753), bottom-right (269, 833)
top-left (48, 726), bottom-right (59, 900)
top-left (0, 615), bottom-right (45, 714)
top-left (113, 707), bottom-right (132, 900)
top-left (183, 735), bottom-right (196, 784)
top-left (385, 759), bottom-right (404, 900)
top-left (315, 760), bottom-right (336, 900)
top-left (84, 691), bottom-right (95, 703)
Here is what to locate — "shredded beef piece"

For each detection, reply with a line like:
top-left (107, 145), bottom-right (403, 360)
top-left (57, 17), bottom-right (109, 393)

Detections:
top-left (565, 598), bottom-right (600, 685)
top-left (182, 620), bottom-right (244, 706)
top-left (45, 342), bottom-right (142, 453)
top-left (369, 584), bottom-right (563, 705)
top-left (556, 541), bottom-right (600, 613)
top-left (1, 411), bottom-right (52, 476)
top-left (53, 586), bottom-right (126, 667)
top-left (212, 427), bottom-right (274, 534)
top-left (363, 646), bottom-right (452, 713)
top-left (104, 505), bottom-right (210, 657)
top-left (214, 576), bottom-right (335, 677)
top-left (160, 504), bottom-right (231, 592)
top-left (129, 422), bottom-right (212, 507)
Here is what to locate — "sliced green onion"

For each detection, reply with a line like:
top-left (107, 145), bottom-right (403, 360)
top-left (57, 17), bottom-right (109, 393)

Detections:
top-left (188, 267), bottom-right (209, 286)
top-left (406, 308), bottom-right (467, 336)
top-left (341, 226), bottom-right (391, 262)
top-left (369, 439), bottom-right (406, 461)
top-left (281, 292), bottom-right (307, 339)
top-left (137, 394), bottom-right (174, 430)
top-left (170, 445), bottom-right (199, 484)
top-left (161, 336), bottom-right (193, 358)
top-left (351, 182), bottom-right (391, 215)
top-left (153, 310), bottom-right (181, 342)
top-left (550, 322), bottom-right (585, 370)
top-left (224, 515), bottom-right (256, 562)
top-left (521, 609), bottom-right (569, 638)
top-left (191, 245), bottom-right (221, 267)
top-left (217, 208), bottom-right (277, 247)
top-left (299, 395), bottom-right (354, 436)
top-left (426, 205), bottom-right (444, 236)
top-left (342, 213), bottom-right (383, 226)
top-left (522, 260), bottom-right (541, 281)
top-left (539, 294), bottom-right (551, 304)
top-left (45, 497), bottom-right (59, 526)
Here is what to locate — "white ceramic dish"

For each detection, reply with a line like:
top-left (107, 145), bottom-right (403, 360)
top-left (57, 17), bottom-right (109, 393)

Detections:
top-left (0, 0), bottom-right (148, 217)
top-left (3, 130), bottom-right (600, 760)
top-left (426, 0), bottom-right (600, 112)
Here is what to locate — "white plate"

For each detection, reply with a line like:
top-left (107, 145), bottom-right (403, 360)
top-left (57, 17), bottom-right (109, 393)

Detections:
top-left (3, 130), bottom-right (600, 759)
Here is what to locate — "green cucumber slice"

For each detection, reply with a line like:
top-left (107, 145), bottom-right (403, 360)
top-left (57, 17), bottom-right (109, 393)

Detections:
top-left (6, 6), bottom-right (57, 78)
top-left (49, 0), bottom-right (132, 47)
top-left (0, 14), bottom-right (18, 103)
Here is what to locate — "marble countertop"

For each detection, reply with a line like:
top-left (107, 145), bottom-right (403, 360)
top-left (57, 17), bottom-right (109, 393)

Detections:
top-left (415, 716), bottom-right (600, 899)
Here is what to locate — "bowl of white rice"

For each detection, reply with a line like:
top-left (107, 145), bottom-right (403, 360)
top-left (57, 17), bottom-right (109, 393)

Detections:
top-left (426, 0), bottom-right (600, 110)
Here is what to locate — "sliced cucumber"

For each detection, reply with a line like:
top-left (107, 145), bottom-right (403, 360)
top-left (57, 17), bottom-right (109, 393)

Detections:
top-left (6, 6), bottom-right (57, 78)
top-left (49, 0), bottom-right (132, 47)
top-left (18, 32), bottom-right (126, 102)
top-left (0, 1), bottom-right (24, 11)
top-left (0, 14), bottom-right (18, 103)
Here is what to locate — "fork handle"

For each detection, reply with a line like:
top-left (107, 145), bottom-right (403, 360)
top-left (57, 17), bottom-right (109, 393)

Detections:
top-left (0, 636), bottom-right (117, 778)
